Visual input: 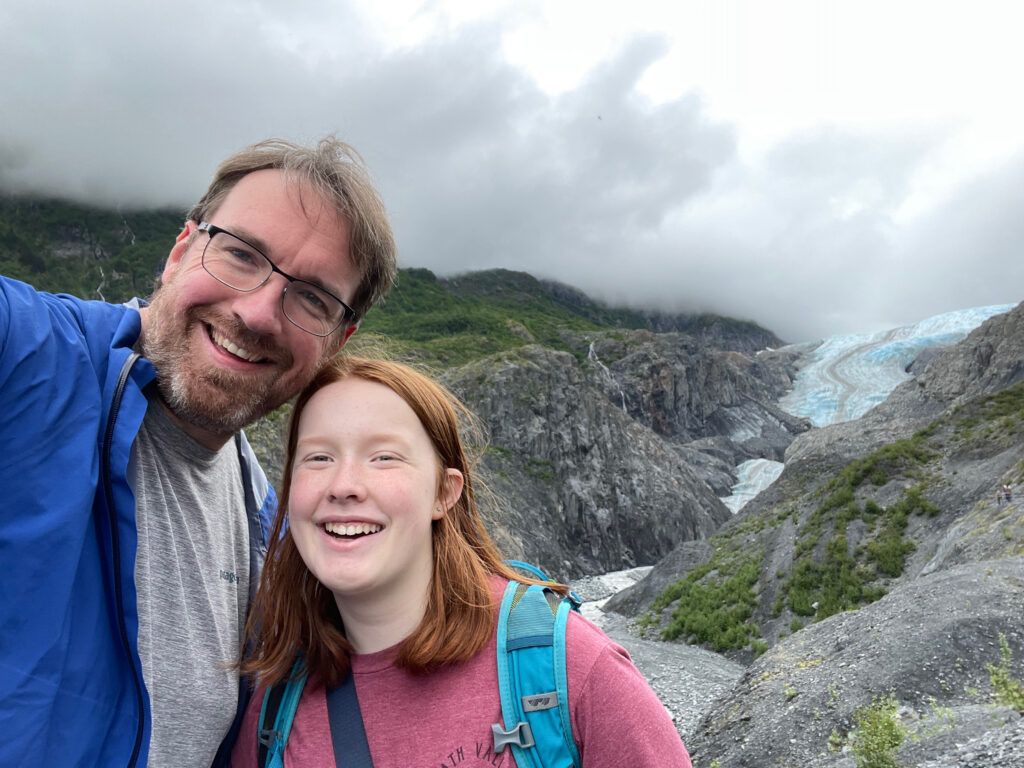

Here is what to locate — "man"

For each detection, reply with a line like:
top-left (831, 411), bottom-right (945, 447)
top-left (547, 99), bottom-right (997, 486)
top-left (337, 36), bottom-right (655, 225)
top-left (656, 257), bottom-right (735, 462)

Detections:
top-left (0, 138), bottom-right (397, 768)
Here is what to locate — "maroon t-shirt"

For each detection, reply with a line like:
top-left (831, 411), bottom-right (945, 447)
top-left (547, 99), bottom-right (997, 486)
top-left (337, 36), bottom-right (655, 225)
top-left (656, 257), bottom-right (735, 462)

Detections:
top-left (233, 581), bottom-right (692, 767)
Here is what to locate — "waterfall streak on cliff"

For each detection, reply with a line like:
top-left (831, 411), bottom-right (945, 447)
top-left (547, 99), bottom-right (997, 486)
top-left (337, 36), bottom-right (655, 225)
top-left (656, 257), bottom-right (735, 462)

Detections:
top-left (588, 342), bottom-right (628, 413)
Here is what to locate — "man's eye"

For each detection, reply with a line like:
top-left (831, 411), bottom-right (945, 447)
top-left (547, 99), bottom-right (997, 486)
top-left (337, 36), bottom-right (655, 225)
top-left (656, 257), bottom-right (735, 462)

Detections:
top-left (227, 247), bottom-right (258, 264)
top-left (216, 241), bottom-right (261, 268)
top-left (294, 285), bottom-right (333, 317)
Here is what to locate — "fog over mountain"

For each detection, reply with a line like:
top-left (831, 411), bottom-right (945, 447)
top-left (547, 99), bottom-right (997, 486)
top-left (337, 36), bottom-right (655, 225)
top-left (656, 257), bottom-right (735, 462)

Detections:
top-left (2, 1), bottom-right (1023, 342)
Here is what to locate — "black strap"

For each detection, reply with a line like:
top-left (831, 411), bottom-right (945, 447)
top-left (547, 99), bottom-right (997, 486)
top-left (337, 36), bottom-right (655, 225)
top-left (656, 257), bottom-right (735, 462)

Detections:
top-left (257, 680), bottom-right (290, 768)
top-left (326, 671), bottom-right (374, 768)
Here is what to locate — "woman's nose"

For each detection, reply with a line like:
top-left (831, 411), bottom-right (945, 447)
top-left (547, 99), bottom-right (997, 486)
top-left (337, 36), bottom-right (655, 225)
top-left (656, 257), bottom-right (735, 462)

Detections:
top-left (326, 463), bottom-right (367, 504)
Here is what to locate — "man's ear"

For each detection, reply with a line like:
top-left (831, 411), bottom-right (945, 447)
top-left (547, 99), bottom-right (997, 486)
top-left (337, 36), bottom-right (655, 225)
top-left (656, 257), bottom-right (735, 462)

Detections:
top-left (329, 322), bottom-right (358, 354)
top-left (161, 221), bottom-right (199, 282)
top-left (434, 469), bottom-right (465, 520)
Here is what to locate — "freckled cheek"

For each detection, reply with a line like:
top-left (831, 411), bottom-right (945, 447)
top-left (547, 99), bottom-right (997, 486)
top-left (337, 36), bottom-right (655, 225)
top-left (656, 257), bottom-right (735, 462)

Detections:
top-left (288, 479), bottom-right (323, 522)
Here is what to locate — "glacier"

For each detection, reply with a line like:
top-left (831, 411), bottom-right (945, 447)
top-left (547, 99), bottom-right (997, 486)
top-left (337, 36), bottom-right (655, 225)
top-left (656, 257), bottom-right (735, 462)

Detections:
top-left (718, 303), bottom-right (1016, 512)
top-left (721, 459), bottom-right (786, 513)
top-left (777, 304), bottom-right (1016, 427)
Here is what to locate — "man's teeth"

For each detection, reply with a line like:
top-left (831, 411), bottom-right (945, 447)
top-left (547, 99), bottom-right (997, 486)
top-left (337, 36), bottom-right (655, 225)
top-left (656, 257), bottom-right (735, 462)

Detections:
top-left (211, 330), bottom-right (262, 362)
top-left (324, 522), bottom-right (383, 537)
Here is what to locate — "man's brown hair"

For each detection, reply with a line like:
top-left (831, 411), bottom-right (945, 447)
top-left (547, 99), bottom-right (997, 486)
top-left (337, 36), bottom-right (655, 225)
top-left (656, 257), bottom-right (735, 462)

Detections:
top-left (187, 137), bottom-right (397, 322)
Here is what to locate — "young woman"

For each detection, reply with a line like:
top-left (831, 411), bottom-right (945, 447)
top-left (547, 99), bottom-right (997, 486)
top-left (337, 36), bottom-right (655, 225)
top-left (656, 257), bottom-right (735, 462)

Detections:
top-left (232, 356), bottom-right (692, 767)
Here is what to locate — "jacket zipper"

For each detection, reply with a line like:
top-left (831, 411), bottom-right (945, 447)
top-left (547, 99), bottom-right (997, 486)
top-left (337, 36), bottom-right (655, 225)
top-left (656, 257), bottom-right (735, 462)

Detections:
top-left (102, 351), bottom-right (145, 768)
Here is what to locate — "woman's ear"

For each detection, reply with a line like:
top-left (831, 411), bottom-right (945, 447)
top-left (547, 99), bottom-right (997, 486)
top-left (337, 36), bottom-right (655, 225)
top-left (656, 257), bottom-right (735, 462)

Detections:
top-left (434, 468), bottom-right (464, 520)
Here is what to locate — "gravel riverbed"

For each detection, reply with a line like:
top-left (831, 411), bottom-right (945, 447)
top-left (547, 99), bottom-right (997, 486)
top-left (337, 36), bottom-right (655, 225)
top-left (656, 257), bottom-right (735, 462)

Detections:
top-left (571, 568), bottom-right (745, 743)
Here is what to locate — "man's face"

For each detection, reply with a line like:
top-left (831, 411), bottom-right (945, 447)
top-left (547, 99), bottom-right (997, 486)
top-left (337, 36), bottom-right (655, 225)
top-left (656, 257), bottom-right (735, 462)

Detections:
top-left (141, 169), bottom-right (359, 447)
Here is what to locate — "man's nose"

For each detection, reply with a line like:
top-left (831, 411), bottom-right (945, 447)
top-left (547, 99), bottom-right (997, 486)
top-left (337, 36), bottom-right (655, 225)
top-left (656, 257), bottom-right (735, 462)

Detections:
top-left (231, 275), bottom-right (288, 336)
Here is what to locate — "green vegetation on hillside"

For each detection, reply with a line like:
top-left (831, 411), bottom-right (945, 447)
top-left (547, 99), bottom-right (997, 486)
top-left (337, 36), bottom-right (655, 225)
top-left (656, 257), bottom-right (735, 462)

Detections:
top-left (644, 380), bottom-right (1024, 654)
top-left (0, 196), bottom-right (182, 302)
top-left (357, 268), bottom-right (625, 366)
top-left (775, 437), bottom-right (938, 621)
top-left (638, 433), bottom-right (942, 654)
top-left (988, 633), bottom-right (1024, 712)
top-left (642, 550), bottom-right (763, 652)
top-left (849, 693), bottom-right (907, 768)
top-left (950, 380), bottom-right (1024, 446)
top-left (638, 515), bottom-right (768, 655)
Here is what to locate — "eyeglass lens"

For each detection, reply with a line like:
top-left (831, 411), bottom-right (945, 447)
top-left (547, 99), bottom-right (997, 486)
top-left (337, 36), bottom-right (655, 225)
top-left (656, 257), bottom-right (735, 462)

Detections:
top-left (203, 230), bottom-right (345, 336)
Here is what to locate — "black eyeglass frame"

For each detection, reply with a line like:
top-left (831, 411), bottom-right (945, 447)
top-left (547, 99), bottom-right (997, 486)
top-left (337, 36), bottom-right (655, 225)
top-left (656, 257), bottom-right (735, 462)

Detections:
top-left (196, 221), bottom-right (356, 337)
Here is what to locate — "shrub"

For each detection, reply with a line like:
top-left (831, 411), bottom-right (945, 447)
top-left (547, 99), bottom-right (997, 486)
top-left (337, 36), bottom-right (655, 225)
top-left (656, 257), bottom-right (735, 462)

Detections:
top-left (866, 523), bottom-right (915, 577)
top-left (988, 633), bottom-right (1024, 713)
top-left (850, 693), bottom-right (906, 768)
top-left (653, 557), bottom-right (763, 652)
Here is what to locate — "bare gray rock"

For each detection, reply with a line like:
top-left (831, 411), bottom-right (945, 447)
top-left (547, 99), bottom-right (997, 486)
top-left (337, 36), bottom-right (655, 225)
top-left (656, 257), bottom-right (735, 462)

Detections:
top-left (446, 345), bottom-right (733, 577)
top-left (687, 557), bottom-right (1024, 768)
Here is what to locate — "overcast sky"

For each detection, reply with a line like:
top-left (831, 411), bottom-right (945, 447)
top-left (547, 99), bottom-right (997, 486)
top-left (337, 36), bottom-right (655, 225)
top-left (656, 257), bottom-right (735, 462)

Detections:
top-left (2, 1), bottom-right (1022, 342)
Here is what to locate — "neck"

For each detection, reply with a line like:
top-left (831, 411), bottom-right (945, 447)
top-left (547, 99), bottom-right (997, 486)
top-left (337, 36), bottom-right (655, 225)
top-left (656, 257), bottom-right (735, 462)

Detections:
top-left (156, 398), bottom-right (234, 451)
top-left (336, 582), bottom-right (432, 655)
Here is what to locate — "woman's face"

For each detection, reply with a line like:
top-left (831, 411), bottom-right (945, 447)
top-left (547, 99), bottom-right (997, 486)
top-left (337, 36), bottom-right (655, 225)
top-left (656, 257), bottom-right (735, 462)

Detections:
top-left (288, 377), bottom-right (462, 608)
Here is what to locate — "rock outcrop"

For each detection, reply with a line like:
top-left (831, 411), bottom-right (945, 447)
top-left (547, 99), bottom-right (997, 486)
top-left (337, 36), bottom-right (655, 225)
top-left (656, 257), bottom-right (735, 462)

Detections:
top-left (686, 557), bottom-right (1024, 768)
top-left (445, 345), bottom-right (732, 577)
top-left (603, 301), bottom-right (1024, 766)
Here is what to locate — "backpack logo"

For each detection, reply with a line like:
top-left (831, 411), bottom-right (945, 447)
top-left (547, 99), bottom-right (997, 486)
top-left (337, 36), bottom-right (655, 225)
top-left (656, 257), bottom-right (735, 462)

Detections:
top-left (522, 692), bottom-right (558, 712)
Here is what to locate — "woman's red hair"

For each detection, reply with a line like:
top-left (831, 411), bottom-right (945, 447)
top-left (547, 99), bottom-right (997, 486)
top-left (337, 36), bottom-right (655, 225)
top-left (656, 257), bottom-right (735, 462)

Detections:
top-left (240, 355), bottom-right (563, 687)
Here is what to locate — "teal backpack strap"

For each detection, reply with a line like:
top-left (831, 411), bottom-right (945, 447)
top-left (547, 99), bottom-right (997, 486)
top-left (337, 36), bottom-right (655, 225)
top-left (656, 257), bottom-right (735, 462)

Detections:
top-left (505, 559), bottom-right (554, 582)
top-left (505, 560), bottom-right (584, 607)
top-left (493, 581), bottom-right (582, 768)
top-left (257, 662), bottom-right (307, 768)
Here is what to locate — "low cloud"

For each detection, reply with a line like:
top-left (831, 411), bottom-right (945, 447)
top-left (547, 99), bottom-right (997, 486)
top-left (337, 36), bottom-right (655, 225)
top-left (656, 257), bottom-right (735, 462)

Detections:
top-left (1, 2), bottom-right (1019, 342)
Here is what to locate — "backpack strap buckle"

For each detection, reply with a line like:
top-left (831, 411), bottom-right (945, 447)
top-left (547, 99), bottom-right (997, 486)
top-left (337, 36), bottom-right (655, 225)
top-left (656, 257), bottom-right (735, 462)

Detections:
top-left (492, 721), bottom-right (535, 752)
top-left (257, 727), bottom-right (282, 750)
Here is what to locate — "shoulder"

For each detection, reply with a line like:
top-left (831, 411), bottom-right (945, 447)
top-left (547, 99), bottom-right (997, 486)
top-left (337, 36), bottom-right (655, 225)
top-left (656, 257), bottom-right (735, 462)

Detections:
top-left (0, 276), bottom-right (139, 362)
top-left (565, 608), bottom-right (627, 663)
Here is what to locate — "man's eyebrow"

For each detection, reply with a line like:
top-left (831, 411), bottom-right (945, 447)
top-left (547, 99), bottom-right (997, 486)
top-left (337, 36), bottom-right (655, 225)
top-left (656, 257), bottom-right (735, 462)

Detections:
top-left (229, 224), bottom-right (347, 300)
top-left (227, 225), bottom-right (273, 258)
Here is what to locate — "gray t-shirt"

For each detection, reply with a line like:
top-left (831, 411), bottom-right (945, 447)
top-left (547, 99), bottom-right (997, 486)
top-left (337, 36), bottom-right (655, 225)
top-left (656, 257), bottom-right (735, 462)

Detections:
top-left (133, 397), bottom-right (250, 768)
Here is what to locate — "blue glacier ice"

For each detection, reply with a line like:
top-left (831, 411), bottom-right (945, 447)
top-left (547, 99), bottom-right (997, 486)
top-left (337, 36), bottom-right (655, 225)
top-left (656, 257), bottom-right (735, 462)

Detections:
top-left (777, 304), bottom-right (1016, 428)
top-left (717, 303), bottom-right (1016, 512)
top-left (721, 459), bottom-right (786, 513)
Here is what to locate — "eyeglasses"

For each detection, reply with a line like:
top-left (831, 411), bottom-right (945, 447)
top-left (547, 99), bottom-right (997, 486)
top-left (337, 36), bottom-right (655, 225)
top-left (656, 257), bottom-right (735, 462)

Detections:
top-left (197, 222), bottom-right (355, 337)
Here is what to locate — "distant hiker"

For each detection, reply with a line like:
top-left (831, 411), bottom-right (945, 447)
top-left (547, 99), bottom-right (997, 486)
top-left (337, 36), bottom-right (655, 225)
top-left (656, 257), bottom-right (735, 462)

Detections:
top-left (1005, 484), bottom-right (1014, 503)
top-left (0, 139), bottom-right (397, 768)
top-left (233, 356), bottom-right (693, 767)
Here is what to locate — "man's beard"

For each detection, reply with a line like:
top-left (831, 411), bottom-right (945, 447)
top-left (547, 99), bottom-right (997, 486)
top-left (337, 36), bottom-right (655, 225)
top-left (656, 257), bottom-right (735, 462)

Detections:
top-left (142, 292), bottom-right (298, 437)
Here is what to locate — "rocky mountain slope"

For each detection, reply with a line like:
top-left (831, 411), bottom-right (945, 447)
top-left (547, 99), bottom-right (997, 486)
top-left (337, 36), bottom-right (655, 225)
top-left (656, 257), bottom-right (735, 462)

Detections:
top-left (605, 300), bottom-right (1024, 767)
top-left (687, 557), bottom-right (1024, 768)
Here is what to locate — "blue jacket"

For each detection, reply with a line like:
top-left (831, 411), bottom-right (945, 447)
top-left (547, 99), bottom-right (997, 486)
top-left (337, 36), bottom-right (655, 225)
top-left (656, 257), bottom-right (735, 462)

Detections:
top-left (0, 276), bottom-right (275, 768)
